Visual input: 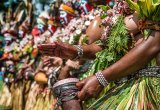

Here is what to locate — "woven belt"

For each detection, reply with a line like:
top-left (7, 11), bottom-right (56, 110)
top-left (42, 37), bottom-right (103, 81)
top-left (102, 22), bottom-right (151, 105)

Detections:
top-left (138, 20), bottom-right (160, 31)
top-left (52, 78), bottom-right (79, 110)
top-left (115, 66), bottom-right (160, 84)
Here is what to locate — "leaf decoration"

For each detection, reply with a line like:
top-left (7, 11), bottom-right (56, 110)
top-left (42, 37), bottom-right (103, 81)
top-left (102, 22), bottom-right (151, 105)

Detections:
top-left (125, 0), bottom-right (140, 14)
top-left (126, 0), bottom-right (160, 22)
top-left (98, 5), bottom-right (111, 12)
top-left (79, 16), bottom-right (129, 80)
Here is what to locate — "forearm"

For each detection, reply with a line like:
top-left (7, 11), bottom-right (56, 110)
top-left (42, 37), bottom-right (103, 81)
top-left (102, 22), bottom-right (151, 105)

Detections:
top-left (58, 65), bottom-right (71, 80)
top-left (81, 43), bottom-right (102, 60)
top-left (62, 100), bottom-right (81, 110)
top-left (102, 31), bottom-right (160, 81)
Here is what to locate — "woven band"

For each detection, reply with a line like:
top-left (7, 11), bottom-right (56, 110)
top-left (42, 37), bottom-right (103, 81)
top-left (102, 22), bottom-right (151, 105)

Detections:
top-left (48, 66), bottom-right (61, 88)
top-left (95, 71), bottom-right (108, 87)
top-left (52, 78), bottom-right (79, 110)
top-left (73, 45), bottom-right (83, 60)
top-left (115, 66), bottom-right (160, 85)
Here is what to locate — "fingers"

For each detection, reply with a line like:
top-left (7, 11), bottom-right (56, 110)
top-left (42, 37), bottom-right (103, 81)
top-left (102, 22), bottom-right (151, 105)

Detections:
top-left (54, 41), bottom-right (64, 47)
top-left (76, 80), bottom-right (85, 90)
top-left (76, 79), bottom-right (87, 100)
top-left (43, 59), bottom-right (50, 64)
top-left (53, 60), bottom-right (60, 66)
top-left (38, 42), bottom-right (64, 57)
top-left (40, 50), bottom-right (54, 56)
top-left (77, 88), bottom-right (87, 101)
top-left (55, 41), bottom-right (71, 52)
top-left (38, 43), bottom-right (56, 49)
top-left (77, 83), bottom-right (90, 100)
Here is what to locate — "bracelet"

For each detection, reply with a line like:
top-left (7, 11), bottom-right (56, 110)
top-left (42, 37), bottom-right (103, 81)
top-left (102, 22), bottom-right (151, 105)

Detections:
top-left (73, 45), bottom-right (83, 60)
top-left (95, 71), bottom-right (108, 87)
top-left (48, 66), bottom-right (61, 88)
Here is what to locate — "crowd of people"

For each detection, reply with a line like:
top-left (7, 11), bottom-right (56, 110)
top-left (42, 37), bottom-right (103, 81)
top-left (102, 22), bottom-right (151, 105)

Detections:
top-left (0, 0), bottom-right (160, 110)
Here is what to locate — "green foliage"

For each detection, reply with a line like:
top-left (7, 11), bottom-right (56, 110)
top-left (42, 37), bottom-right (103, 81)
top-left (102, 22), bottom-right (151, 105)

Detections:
top-left (144, 29), bottom-right (152, 39)
top-left (89, 77), bottom-right (160, 110)
top-left (98, 5), bottom-right (110, 12)
top-left (69, 34), bottom-right (81, 45)
top-left (79, 16), bottom-right (129, 108)
top-left (126, 0), bottom-right (160, 38)
top-left (80, 16), bottom-right (129, 80)
top-left (126, 0), bottom-right (160, 22)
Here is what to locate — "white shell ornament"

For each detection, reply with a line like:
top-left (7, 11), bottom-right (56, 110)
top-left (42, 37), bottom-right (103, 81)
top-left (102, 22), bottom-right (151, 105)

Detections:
top-left (85, 21), bottom-right (90, 26)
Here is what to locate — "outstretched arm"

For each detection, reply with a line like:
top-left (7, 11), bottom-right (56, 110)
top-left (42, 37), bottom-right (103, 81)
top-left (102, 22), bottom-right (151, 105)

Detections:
top-left (77, 31), bottom-right (160, 100)
top-left (38, 42), bottom-right (102, 60)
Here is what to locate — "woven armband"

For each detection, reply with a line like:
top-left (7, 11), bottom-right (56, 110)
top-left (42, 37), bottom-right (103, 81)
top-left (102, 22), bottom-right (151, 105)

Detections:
top-left (73, 45), bottom-right (83, 60)
top-left (95, 71), bottom-right (108, 87)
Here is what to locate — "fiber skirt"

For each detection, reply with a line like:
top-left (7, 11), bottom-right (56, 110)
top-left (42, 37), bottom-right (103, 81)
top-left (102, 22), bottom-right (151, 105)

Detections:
top-left (88, 67), bottom-right (160, 110)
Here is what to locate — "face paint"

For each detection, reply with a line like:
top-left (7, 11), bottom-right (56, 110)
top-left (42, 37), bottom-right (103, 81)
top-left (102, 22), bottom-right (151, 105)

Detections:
top-left (59, 10), bottom-right (72, 25)
top-left (37, 24), bottom-right (46, 33)
top-left (48, 25), bottom-right (57, 34)
top-left (78, 0), bottom-right (92, 14)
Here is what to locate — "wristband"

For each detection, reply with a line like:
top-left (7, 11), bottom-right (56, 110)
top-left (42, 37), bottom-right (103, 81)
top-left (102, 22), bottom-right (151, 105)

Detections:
top-left (73, 45), bottom-right (83, 60)
top-left (95, 71), bottom-right (108, 87)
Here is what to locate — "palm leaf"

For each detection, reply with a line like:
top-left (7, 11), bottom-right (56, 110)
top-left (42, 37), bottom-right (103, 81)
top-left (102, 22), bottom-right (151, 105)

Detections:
top-left (137, 1), bottom-right (147, 17)
top-left (152, 4), bottom-right (160, 21)
top-left (116, 82), bottom-right (138, 110)
top-left (126, 0), bottom-right (140, 14)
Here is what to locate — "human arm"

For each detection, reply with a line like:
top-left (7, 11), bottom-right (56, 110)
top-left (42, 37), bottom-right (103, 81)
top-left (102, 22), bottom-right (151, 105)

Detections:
top-left (77, 31), bottom-right (160, 100)
top-left (156, 53), bottom-right (160, 66)
top-left (38, 41), bottom-right (102, 60)
top-left (103, 31), bottom-right (160, 81)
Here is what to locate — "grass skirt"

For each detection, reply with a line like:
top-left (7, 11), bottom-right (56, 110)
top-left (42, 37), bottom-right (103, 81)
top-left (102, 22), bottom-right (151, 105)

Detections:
top-left (0, 83), bottom-right (12, 110)
top-left (89, 68), bottom-right (160, 110)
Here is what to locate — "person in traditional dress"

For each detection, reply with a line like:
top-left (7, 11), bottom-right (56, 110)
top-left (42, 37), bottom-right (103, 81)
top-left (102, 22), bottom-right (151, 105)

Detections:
top-left (38, 0), bottom-right (160, 109)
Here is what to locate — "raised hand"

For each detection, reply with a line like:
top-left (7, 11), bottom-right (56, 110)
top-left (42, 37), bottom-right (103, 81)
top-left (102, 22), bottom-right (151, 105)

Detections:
top-left (76, 75), bottom-right (103, 101)
top-left (38, 41), bottom-right (77, 59)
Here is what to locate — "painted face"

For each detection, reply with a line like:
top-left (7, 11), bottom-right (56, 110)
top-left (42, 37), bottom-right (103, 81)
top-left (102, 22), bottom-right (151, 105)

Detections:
top-left (77, 0), bottom-right (92, 14)
top-left (48, 25), bottom-right (57, 34)
top-left (59, 10), bottom-right (71, 25)
top-left (37, 24), bottom-right (46, 33)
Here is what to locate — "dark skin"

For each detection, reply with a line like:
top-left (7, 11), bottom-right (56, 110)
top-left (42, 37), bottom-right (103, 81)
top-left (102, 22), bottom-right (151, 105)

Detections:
top-left (38, 42), bottom-right (102, 60)
top-left (35, 57), bottom-right (82, 110)
top-left (58, 65), bottom-right (71, 80)
top-left (156, 53), bottom-right (160, 66)
top-left (38, 11), bottom-right (160, 105)
top-left (76, 31), bottom-right (160, 100)
top-left (62, 100), bottom-right (82, 110)
top-left (38, 31), bottom-right (160, 101)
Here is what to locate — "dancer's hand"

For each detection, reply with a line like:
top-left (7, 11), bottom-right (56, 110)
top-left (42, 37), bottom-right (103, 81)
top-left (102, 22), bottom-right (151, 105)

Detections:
top-left (38, 41), bottom-right (77, 59)
top-left (76, 75), bottom-right (103, 100)
top-left (43, 57), bottom-right (63, 67)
